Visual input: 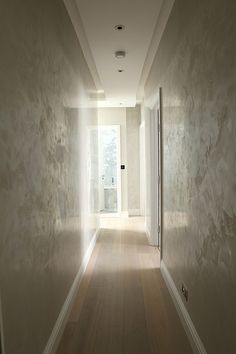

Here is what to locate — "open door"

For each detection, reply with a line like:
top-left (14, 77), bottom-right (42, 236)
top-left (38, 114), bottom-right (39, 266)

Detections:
top-left (149, 88), bottom-right (163, 250)
top-left (157, 107), bottom-right (162, 250)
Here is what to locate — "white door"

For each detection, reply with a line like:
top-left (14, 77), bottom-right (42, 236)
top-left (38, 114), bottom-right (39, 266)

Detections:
top-left (157, 108), bottom-right (162, 249)
top-left (139, 122), bottom-right (146, 216)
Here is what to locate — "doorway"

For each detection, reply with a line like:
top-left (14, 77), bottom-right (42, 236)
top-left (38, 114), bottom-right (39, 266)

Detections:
top-left (98, 125), bottom-right (121, 215)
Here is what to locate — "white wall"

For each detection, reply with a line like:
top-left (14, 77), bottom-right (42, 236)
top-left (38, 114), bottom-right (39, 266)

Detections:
top-left (98, 108), bottom-right (128, 213)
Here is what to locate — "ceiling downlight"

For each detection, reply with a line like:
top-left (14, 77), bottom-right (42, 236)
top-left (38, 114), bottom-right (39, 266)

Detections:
top-left (114, 24), bottom-right (125, 31)
top-left (115, 50), bottom-right (126, 59)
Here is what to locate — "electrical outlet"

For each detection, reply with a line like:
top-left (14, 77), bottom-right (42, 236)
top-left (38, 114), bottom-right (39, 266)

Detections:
top-left (181, 283), bottom-right (188, 302)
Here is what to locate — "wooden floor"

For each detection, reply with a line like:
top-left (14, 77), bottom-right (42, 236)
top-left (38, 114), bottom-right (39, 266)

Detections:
top-left (56, 217), bottom-right (193, 354)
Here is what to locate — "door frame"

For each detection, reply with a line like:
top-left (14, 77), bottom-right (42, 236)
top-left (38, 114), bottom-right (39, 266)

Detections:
top-left (98, 125), bottom-right (122, 216)
top-left (150, 88), bottom-right (163, 256)
top-left (139, 121), bottom-right (146, 216)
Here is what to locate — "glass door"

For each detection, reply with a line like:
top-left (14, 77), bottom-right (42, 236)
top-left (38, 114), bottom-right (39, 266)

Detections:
top-left (98, 126), bottom-right (121, 214)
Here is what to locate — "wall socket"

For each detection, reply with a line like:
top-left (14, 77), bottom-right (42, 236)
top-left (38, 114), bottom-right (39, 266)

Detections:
top-left (181, 283), bottom-right (188, 302)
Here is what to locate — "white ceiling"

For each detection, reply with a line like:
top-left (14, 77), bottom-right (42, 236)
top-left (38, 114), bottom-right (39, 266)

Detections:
top-left (64, 0), bottom-right (174, 107)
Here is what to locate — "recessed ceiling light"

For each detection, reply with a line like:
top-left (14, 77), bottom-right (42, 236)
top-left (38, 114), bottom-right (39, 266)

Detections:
top-left (118, 69), bottom-right (124, 73)
top-left (114, 24), bottom-right (125, 31)
top-left (115, 50), bottom-right (126, 59)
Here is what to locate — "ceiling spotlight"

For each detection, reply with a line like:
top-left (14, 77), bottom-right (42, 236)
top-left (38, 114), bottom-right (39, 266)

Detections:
top-left (118, 69), bottom-right (124, 73)
top-left (114, 24), bottom-right (125, 31)
top-left (115, 50), bottom-right (126, 59)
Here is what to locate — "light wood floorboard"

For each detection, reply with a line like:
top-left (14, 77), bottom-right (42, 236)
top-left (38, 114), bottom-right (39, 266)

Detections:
top-left (56, 217), bottom-right (193, 354)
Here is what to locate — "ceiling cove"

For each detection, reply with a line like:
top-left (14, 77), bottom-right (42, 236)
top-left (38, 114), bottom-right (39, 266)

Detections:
top-left (63, 0), bottom-right (175, 107)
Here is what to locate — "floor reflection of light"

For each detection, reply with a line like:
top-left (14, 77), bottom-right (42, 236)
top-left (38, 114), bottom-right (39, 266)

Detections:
top-left (100, 216), bottom-right (145, 231)
top-left (96, 216), bottom-right (159, 272)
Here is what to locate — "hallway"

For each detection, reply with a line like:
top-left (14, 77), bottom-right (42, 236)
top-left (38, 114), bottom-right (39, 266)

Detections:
top-left (1, 0), bottom-right (236, 353)
top-left (56, 218), bottom-right (192, 354)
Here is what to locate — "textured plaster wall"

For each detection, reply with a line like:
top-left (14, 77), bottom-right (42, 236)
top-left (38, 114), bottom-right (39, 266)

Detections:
top-left (0, 1), bottom-right (98, 353)
top-left (145, 0), bottom-right (236, 353)
top-left (126, 105), bottom-right (141, 213)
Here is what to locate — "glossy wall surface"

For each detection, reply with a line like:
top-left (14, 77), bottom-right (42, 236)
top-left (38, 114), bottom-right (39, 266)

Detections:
top-left (145, 0), bottom-right (236, 352)
top-left (0, 1), bottom-right (98, 353)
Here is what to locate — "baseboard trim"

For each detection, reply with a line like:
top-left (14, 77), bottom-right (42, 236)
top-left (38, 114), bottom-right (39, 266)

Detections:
top-left (0, 296), bottom-right (5, 354)
top-left (43, 228), bottom-right (100, 354)
top-left (160, 261), bottom-right (207, 354)
top-left (128, 209), bottom-right (141, 216)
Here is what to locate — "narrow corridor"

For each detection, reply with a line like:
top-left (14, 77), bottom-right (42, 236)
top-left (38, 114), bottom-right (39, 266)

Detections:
top-left (56, 218), bottom-right (192, 354)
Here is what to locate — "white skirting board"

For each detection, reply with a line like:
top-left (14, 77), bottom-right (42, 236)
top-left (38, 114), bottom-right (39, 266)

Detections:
top-left (160, 261), bottom-right (207, 354)
top-left (0, 296), bottom-right (5, 354)
top-left (43, 228), bottom-right (100, 354)
top-left (128, 209), bottom-right (141, 216)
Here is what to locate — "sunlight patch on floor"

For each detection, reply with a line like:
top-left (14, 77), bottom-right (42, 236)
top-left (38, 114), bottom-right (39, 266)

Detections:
top-left (100, 216), bottom-right (146, 232)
